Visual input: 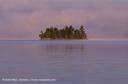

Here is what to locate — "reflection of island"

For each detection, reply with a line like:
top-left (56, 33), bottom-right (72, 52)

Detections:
top-left (39, 25), bottom-right (87, 40)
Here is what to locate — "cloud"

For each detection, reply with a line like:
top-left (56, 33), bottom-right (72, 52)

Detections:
top-left (0, 0), bottom-right (128, 40)
top-left (87, 8), bottom-right (128, 39)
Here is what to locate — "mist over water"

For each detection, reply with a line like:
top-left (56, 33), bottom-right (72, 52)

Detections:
top-left (0, 40), bottom-right (128, 84)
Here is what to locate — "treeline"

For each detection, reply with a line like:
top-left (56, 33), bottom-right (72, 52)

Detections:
top-left (39, 25), bottom-right (87, 40)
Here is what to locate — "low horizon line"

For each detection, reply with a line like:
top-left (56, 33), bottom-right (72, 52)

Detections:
top-left (0, 38), bottom-right (128, 41)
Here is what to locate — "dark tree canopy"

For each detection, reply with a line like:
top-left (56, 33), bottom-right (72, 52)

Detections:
top-left (39, 25), bottom-right (87, 40)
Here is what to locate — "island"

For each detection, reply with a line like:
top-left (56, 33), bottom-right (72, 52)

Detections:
top-left (39, 25), bottom-right (87, 40)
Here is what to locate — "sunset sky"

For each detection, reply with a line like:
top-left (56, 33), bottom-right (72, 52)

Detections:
top-left (0, 0), bottom-right (128, 40)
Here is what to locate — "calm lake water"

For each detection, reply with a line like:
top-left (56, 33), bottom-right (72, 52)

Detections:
top-left (0, 40), bottom-right (128, 84)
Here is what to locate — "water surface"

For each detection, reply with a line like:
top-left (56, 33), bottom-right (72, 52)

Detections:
top-left (0, 40), bottom-right (128, 84)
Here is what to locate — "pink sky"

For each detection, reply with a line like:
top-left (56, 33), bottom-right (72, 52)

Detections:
top-left (0, 0), bottom-right (128, 40)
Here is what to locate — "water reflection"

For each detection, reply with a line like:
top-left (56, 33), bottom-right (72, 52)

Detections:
top-left (43, 43), bottom-right (85, 55)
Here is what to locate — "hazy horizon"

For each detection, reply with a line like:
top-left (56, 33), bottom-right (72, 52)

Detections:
top-left (0, 0), bottom-right (128, 40)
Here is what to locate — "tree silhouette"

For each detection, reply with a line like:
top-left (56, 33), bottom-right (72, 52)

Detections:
top-left (39, 25), bottom-right (87, 40)
top-left (80, 25), bottom-right (87, 39)
top-left (39, 30), bottom-right (44, 40)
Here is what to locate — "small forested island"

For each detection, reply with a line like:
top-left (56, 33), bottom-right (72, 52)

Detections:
top-left (39, 25), bottom-right (87, 40)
